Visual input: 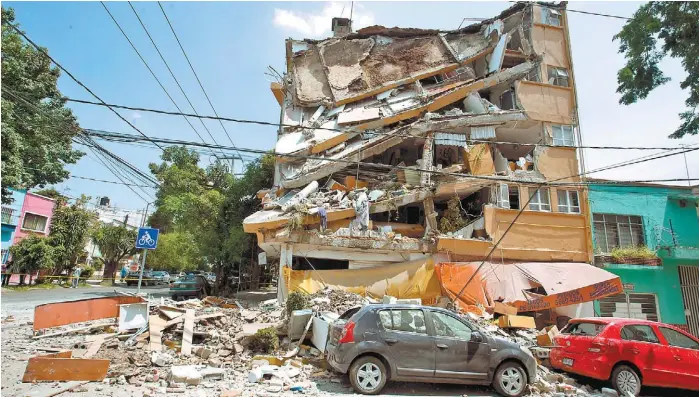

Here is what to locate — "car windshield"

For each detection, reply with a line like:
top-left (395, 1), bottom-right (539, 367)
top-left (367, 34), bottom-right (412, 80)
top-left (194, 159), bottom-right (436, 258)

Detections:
top-left (562, 321), bottom-right (606, 336)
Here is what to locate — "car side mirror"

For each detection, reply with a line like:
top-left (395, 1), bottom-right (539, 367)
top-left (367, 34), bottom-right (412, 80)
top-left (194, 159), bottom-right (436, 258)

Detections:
top-left (471, 331), bottom-right (484, 343)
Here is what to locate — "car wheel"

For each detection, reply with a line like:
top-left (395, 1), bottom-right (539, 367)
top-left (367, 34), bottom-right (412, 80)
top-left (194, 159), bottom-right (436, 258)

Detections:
top-left (493, 361), bottom-right (527, 397)
top-left (349, 356), bottom-right (387, 395)
top-left (612, 365), bottom-right (641, 397)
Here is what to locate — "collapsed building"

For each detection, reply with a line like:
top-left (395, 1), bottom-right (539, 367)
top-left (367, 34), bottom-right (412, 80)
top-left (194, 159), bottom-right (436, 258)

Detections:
top-left (245, 2), bottom-right (622, 324)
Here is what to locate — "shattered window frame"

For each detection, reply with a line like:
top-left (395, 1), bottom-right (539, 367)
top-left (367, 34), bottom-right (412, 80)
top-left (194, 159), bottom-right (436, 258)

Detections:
top-left (378, 309), bottom-right (428, 335)
top-left (557, 189), bottom-right (580, 214)
top-left (547, 66), bottom-right (569, 87)
top-left (592, 213), bottom-right (645, 253)
top-left (496, 183), bottom-right (510, 209)
top-left (552, 125), bottom-right (575, 146)
top-left (658, 327), bottom-right (699, 350)
top-left (528, 187), bottom-right (551, 212)
top-left (620, 325), bottom-right (660, 344)
top-left (541, 7), bottom-right (562, 27)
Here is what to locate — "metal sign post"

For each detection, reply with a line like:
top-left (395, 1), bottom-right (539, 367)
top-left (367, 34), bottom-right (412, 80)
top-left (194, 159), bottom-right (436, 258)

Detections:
top-left (135, 227), bottom-right (159, 294)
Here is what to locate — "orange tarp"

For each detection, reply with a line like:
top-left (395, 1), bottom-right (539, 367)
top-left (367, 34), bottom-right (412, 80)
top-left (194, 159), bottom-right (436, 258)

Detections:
top-left (22, 351), bottom-right (110, 382)
top-left (33, 296), bottom-right (145, 331)
top-left (436, 262), bottom-right (622, 312)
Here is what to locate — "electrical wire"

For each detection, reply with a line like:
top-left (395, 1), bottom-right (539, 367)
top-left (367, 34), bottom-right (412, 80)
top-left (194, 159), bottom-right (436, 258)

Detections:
top-left (127, 1), bottom-right (226, 160)
top-left (100, 2), bottom-right (222, 159)
top-left (3, 21), bottom-right (165, 152)
top-left (65, 98), bottom-right (699, 152)
top-left (156, 1), bottom-right (244, 163)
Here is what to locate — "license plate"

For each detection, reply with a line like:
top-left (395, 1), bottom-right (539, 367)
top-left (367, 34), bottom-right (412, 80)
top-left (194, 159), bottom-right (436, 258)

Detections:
top-left (562, 358), bottom-right (574, 366)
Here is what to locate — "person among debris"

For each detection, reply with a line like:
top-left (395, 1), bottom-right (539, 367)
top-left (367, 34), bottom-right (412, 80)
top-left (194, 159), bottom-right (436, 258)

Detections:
top-left (353, 190), bottom-right (369, 231)
top-left (121, 265), bottom-right (128, 283)
top-left (318, 206), bottom-right (327, 232)
top-left (71, 265), bottom-right (82, 288)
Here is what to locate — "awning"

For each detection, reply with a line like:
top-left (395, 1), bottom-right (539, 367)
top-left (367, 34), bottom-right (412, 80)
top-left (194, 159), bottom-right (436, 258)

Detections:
top-left (436, 262), bottom-right (623, 312)
top-left (435, 132), bottom-right (467, 147)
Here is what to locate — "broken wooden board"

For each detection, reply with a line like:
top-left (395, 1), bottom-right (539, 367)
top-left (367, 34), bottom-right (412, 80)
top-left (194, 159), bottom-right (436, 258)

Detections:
top-left (158, 305), bottom-right (185, 320)
top-left (22, 351), bottom-right (109, 382)
top-left (162, 312), bottom-right (224, 330)
top-left (181, 309), bottom-right (195, 356)
top-left (33, 321), bottom-right (117, 340)
top-left (33, 296), bottom-right (145, 331)
top-left (149, 314), bottom-right (166, 353)
top-left (83, 334), bottom-right (111, 358)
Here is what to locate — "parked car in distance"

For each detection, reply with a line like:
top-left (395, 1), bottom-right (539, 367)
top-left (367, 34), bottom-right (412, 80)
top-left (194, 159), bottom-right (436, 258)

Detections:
top-left (170, 273), bottom-right (210, 300)
top-left (325, 304), bottom-right (536, 396)
top-left (125, 269), bottom-right (155, 286)
top-left (206, 272), bottom-right (216, 284)
top-left (151, 271), bottom-right (170, 284)
top-left (551, 317), bottom-right (699, 396)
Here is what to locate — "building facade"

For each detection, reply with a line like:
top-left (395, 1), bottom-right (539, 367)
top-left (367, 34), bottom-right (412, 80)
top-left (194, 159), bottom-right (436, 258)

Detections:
top-left (588, 182), bottom-right (699, 336)
top-left (245, 2), bottom-right (624, 317)
top-left (1, 188), bottom-right (27, 264)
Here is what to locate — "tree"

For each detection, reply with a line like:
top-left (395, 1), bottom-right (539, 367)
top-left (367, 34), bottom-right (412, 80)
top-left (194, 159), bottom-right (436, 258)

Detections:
top-left (49, 199), bottom-right (97, 276)
top-left (9, 235), bottom-right (58, 285)
top-left (1, 8), bottom-right (83, 203)
top-left (146, 231), bottom-right (202, 273)
top-left (93, 224), bottom-right (137, 285)
top-left (614, 2), bottom-right (699, 138)
top-left (33, 188), bottom-right (69, 206)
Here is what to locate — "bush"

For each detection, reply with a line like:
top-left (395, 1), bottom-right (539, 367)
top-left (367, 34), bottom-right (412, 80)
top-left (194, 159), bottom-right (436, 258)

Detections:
top-left (248, 327), bottom-right (279, 353)
top-left (285, 291), bottom-right (309, 317)
top-left (80, 265), bottom-right (95, 280)
top-left (610, 246), bottom-right (657, 262)
top-left (33, 277), bottom-right (46, 285)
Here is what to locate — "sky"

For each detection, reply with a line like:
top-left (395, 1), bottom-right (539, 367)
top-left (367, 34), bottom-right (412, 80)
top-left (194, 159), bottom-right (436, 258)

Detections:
top-left (5, 1), bottom-right (698, 213)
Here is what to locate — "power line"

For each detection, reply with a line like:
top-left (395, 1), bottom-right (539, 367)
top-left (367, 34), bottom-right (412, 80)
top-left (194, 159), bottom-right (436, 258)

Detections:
top-left (509, 2), bottom-right (632, 21)
top-left (99, 1), bottom-right (222, 158)
top-left (83, 128), bottom-right (699, 188)
top-left (65, 98), bottom-right (699, 152)
top-left (3, 21), bottom-right (166, 153)
top-left (127, 1), bottom-right (226, 160)
top-left (157, 1), bottom-right (243, 162)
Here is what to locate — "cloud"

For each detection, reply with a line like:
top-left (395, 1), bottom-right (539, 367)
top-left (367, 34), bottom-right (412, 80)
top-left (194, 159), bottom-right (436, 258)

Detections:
top-left (273, 2), bottom-right (375, 38)
top-left (131, 112), bottom-right (142, 121)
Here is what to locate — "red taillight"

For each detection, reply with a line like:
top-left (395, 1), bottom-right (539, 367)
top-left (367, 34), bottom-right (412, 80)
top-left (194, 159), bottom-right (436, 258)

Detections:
top-left (338, 321), bottom-right (355, 344)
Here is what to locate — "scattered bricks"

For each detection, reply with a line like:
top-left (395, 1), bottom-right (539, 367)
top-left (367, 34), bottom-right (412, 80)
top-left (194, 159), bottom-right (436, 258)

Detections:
top-left (217, 349), bottom-right (232, 357)
top-left (194, 347), bottom-right (213, 359)
top-left (207, 357), bottom-right (222, 367)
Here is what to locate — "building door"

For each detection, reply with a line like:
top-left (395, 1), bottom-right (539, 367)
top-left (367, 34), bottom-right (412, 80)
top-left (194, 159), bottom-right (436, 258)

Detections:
top-left (679, 266), bottom-right (699, 337)
top-left (599, 293), bottom-right (660, 322)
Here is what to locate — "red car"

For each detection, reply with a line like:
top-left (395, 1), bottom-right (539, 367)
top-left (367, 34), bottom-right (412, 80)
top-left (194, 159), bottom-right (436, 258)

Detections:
top-left (550, 317), bottom-right (699, 396)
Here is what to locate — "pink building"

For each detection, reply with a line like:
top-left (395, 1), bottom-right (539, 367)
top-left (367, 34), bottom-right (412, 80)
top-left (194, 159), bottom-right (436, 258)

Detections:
top-left (13, 192), bottom-right (56, 243)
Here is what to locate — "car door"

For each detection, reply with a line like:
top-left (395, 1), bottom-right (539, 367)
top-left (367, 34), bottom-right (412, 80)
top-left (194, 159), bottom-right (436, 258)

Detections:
top-left (655, 326), bottom-right (699, 390)
top-left (376, 308), bottom-right (435, 378)
top-left (617, 324), bottom-right (662, 385)
top-left (428, 310), bottom-right (491, 380)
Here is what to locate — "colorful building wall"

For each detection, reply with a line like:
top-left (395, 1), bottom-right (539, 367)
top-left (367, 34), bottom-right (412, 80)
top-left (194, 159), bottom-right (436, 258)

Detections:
top-left (13, 192), bottom-right (56, 243)
top-left (588, 183), bottom-right (699, 326)
top-left (1, 189), bottom-right (27, 263)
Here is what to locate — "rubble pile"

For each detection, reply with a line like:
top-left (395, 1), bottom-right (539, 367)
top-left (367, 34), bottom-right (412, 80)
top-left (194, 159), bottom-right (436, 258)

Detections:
top-left (307, 289), bottom-right (366, 315)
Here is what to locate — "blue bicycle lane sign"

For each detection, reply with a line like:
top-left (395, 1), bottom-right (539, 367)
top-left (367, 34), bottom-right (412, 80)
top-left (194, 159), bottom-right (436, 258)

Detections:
top-left (136, 227), bottom-right (159, 250)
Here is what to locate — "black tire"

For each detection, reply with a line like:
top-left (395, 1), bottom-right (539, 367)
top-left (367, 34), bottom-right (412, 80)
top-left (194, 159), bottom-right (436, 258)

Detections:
top-left (611, 365), bottom-right (641, 397)
top-left (349, 356), bottom-right (387, 395)
top-left (492, 361), bottom-right (527, 397)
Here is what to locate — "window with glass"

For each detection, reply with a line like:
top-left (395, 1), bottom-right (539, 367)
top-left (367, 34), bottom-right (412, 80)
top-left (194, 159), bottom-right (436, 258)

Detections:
top-left (378, 309), bottom-right (427, 334)
top-left (528, 188), bottom-right (551, 212)
top-left (593, 214), bottom-right (644, 253)
top-left (1, 207), bottom-right (14, 224)
top-left (431, 311), bottom-right (473, 339)
top-left (620, 325), bottom-right (659, 343)
top-left (541, 7), bottom-right (562, 27)
top-left (22, 213), bottom-right (48, 232)
top-left (552, 125), bottom-right (575, 146)
top-left (658, 327), bottom-right (699, 350)
top-left (561, 322), bottom-right (606, 336)
top-left (557, 190), bottom-right (580, 213)
top-left (547, 66), bottom-right (569, 87)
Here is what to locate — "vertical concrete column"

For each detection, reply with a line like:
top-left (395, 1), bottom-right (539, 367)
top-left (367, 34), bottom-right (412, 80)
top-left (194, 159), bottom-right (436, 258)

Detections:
top-left (278, 244), bottom-right (293, 304)
top-left (421, 133), bottom-right (434, 186)
top-left (423, 197), bottom-right (438, 236)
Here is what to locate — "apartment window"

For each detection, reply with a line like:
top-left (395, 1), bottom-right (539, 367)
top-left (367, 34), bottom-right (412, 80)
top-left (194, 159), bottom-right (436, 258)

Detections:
top-left (495, 184), bottom-right (520, 210)
top-left (593, 214), bottom-right (644, 253)
top-left (547, 66), bottom-right (569, 87)
top-left (500, 90), bottom-right (515, 110)
top-left (557, 190), bottom-right (580, 213)
top-left (541, 7), bottom-right (561, 27)
top-left (1, 249), bottom-right (8, 264)
top-left (528, 188), bottom-right (551, 212)
top-left (22, 213), bottom-right (48, 232)
top-left (552, 125), bottom-right (575, 146)
top-left (525, 67), bottom-right (540, 83)
top-left (1, 207), bottom-right (13, 224)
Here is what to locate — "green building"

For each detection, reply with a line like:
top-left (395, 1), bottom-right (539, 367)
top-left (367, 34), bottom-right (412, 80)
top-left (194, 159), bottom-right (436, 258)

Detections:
top-left (587, 181), bottom-right (699, 336)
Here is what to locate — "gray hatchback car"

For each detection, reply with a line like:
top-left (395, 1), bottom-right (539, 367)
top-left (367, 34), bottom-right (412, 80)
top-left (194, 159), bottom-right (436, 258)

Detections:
top-left (326, 304), bottom-right (536, 396)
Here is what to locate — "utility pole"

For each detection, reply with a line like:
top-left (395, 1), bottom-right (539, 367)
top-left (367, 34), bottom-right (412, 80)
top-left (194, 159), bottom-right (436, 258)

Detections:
top-left (680, 144), bottom-right (691, 187)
